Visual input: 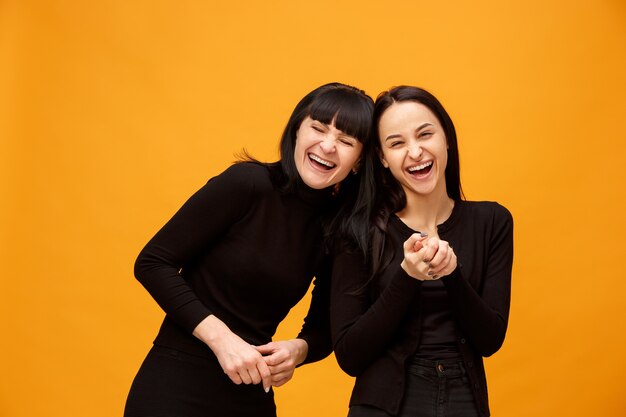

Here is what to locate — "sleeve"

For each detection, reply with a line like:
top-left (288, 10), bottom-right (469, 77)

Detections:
top-left (442, 204), bottom-right (514, 357)
top-left (133, 164), bottom-right (256, 334)
top-left (296, 257), bottom-right (333, 365)
top-left (330, 249), bottom-right (422, 376)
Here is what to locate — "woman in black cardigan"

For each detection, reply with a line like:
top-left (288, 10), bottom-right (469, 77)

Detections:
top-left (124, 82), bottom-right (375, 417)
top-left (331, 86), bottom-right (513, 417)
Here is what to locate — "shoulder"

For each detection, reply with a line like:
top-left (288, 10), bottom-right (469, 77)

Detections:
top-left (460, 200), bottom-right (512, 224)
top-left (209, 162), bottom-right (274, 195)
top-left (459, 201), bottom-right (513, 245)
top-left (217, 161), bottom-right (271, 183)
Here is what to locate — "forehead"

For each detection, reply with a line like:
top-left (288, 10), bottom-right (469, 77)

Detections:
top-left (378, 101), bottom-right (441, 133)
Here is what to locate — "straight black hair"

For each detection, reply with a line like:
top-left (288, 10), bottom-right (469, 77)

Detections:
top-left (240, 82), bottom-right (375, 257)
top-left (370, 86), bottom-right (464, 276)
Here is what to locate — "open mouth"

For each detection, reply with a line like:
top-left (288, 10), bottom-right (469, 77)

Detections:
top-left (308, 153), bottom-right (336, 170)
top-left (406, 161), bottom-right (433, 177)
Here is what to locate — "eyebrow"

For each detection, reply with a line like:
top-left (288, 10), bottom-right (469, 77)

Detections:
top-left (384, 122), bottom-right (434, 142)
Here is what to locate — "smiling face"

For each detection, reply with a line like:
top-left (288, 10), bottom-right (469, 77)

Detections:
top-left (378, 101), bottom-right (448, 199)
top-left (293, 116), bottom-right (363, 189)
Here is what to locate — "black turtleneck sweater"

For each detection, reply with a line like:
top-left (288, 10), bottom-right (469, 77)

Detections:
top-left (134, 162), bottom-right (333, 364)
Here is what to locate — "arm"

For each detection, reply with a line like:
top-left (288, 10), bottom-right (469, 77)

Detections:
top-left (443, 205), bottom-right (514, 357)
top-left (134, 165), bottom-right (254, 331)
top-left (134, 164), bottom-right (272, 390)
top-left (255, 258), bottom-right (333, 387)
top-left (296, 257), bottom-right (333, 364)
top-left (330, 249), bottom-right (422, 376)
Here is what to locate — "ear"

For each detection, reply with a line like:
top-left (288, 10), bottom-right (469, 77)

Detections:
top-left (379, 153), bottom-right (389, 168)
top-left (352, 158), bottom-right (361, 174)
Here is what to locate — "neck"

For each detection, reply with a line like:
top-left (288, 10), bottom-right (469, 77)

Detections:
top-left (396, 186), bottom-right (454, 236)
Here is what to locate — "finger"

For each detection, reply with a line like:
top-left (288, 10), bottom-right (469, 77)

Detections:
top-left (266, 350), bottom-right (290, 367)
top-left (257, 358), bottom-right (273, 392)
top-left (434, 248), bottom-right (457, 277)
top-left (403, 234), bottom-right (420, 254)
top-left (239, 368), bottom-right (253, 385)
top-left (225, 368), bottom-right (243, 385)
top-left (421, 242), bottom-right (438, 264)
top-left (413, 233), bottom-right (428, 251)
top-left (268, 358), bottom-right (293, 375)
top-left (254, 343), bottom-right (275, 355)
top-left (428, 243), bottom-right (450, 269)
top-left (404, 233), bottom-right (428, 254)
top-left (430, 249), bottom-right (451, 274)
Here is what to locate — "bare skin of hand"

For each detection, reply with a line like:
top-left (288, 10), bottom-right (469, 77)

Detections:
top-left (193, 315), bottom-right (272, 392)
top-left (255, 339), bottom-right (308, 387)
top-left (401, 234), bottom-right (457, 281)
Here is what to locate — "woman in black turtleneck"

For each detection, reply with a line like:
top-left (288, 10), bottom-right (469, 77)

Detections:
top-left (331, 86), bottom-right (513, 417)
top-left (124, 83), bottom-right (374, 417)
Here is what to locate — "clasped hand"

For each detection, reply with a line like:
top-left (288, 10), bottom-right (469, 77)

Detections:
top-left (401, 233), bottom-right (457, 281)
top-left (196, 315), bottom-right (307, 393)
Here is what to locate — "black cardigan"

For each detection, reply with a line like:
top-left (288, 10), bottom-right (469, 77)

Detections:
top-left (331, 200), bottom-right (513, 416)
top-left (134, 162), bottom-right (333, 364)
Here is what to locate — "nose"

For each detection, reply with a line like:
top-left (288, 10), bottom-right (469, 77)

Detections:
top-left (407, 142), bottom-right (422, 159)
top-left (319, 136), bottom-right (337, 154)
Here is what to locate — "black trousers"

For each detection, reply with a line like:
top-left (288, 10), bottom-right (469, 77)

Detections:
top-left (124, 345), bottom-right (276, 417)
top-left (348, 359), bottom-right (480, 417)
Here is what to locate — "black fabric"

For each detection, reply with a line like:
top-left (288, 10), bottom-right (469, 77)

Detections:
top-left (124, 346), bottom-right (276, 417)
top-left (127, 163), bottom-right (334, 416)
top-left (331, 201), bottom-right (513, 417)
top-left (348, 359), bottom-right (479, 417)
top-left (414, 279), bottom-right (461, 360)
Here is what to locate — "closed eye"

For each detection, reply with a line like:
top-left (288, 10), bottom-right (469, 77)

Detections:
top-left (339, 137), bottom-right (358, 147)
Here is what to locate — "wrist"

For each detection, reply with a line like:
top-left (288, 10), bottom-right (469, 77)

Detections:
top-left (401, 260), bottom-right (424, 281)
top-left (193, 315), bottom-right (231, 348)
top-left (290, 338), bottom-right (309, 365)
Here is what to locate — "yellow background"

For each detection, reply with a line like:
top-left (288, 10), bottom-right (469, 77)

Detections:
top-left (2, 1), bottom-right (625, 416)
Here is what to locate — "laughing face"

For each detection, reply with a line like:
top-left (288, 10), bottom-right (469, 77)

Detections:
top-left (378, 101), bottom-right (448, 199)
top-left (293, 116), bottom-right (363, 190)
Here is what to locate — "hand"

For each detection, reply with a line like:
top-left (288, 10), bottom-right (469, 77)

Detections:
top-left (401, 234), bottom-right (457, 281)
top-left (193, 315), bottom-right (272, 392)
top-left (401, 233), bottom-right (430, 280)
top-left (421, 237), bottom-right (457, 279)
top-left (255, 339), bottom-right (308, 387)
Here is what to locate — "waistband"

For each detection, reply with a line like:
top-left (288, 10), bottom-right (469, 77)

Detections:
top-left (408, 357), bottom-right (467, 378)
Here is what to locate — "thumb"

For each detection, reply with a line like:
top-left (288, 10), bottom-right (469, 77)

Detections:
top-left (254, 343), bottom-right (275, 355)
top-left (404, 232), bottom-right (428, 254)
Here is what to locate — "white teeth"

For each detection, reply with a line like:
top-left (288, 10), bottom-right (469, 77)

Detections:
top-left (309, 153), bottom-right (335, 168)
top-left (407, 161), bottom-right (433, 172)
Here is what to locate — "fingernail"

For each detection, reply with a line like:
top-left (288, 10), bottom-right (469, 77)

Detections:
top-left (419, 232), bottom-right (428, 237)
top-left (427, 271), bottom-right (434, 276)
top-left (433, 275), bottom-right (439, 279)
top-left (264, 387), bottom-right (270, 393)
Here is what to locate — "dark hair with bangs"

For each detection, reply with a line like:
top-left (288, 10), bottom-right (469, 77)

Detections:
top-left (370, 86), bottom-right (465, 276)
top-left (276, 82), bottom-right (374, 194)
top-left (239, 82), bottom-right (376, 257)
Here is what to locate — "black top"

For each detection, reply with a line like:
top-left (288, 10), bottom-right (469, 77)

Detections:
top-left (331, 201), bottom-right (513, 416)
top-left (134, 162), bottom-right (333, 364)
top-left (413, 278), bottom-right (461, 360)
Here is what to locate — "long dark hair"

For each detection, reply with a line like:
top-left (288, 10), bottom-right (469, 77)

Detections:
top-left (370, 86), bottom-right (464, 276)
top-left (241, 82), bottom-right (375, 256)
